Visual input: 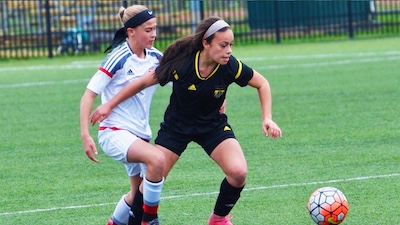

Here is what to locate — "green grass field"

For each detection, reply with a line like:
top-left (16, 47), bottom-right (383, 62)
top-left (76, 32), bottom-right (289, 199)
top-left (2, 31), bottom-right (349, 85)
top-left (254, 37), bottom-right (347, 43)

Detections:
top-left (0, 37), bottom-right (399, 225)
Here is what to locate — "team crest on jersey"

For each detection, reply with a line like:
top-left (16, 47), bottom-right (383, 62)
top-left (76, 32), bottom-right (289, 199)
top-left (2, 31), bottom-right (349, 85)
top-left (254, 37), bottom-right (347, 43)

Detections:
top-left (214, 88), bottom-right (225, 98)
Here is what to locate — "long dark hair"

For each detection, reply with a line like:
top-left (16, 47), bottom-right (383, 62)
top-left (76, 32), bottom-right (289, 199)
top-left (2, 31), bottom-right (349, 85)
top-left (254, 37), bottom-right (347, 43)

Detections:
top-left (156, 16), bottom-right (227, 84)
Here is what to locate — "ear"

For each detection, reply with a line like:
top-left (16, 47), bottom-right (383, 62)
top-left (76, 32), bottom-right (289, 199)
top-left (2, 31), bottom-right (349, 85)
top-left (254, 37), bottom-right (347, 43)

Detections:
top-left (202, 39), bottom-right (210, 49)
top-left (126, 27), bottom-right (135, 37)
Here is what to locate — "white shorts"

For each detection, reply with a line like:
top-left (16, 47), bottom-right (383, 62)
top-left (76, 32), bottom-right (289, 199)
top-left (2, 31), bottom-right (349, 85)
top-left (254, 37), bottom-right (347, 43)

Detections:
top-left (98, 129), bottom-right (146, 177)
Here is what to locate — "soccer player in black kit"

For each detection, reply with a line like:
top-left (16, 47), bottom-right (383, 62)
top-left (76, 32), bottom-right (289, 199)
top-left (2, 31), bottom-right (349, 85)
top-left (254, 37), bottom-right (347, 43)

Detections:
top-left (91, 16), bottom-right (282, 225)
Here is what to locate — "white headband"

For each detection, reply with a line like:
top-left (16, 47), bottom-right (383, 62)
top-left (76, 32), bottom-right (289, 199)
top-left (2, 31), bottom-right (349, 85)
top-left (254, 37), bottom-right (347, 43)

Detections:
top-left (203, 20), bottom-right (230, 39)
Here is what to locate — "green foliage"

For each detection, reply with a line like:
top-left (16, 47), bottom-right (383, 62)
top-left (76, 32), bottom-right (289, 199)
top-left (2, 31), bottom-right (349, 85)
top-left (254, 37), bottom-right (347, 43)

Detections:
top-left (0, 37), bottom-right (399, 224)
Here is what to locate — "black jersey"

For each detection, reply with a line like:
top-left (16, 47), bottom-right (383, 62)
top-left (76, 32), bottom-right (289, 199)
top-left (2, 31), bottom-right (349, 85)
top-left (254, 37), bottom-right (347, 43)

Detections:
top-left (160, 51), bottom-right (253, 135)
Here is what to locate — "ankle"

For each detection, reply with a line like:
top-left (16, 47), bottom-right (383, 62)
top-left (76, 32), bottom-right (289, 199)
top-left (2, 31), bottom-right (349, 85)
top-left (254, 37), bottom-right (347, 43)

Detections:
top-left (210, 213), bottom-right (225, 221)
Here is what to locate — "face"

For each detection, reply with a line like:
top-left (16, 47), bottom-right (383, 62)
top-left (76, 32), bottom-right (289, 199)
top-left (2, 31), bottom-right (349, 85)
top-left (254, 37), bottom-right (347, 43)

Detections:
top-left (127, 18), bottom-right (157, 49)
top-left (204, 29), bottom-right (234, 65)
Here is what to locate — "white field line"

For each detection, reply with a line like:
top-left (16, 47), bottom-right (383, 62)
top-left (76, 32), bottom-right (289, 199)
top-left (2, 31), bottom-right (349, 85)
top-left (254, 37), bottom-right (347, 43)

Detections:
top-left (0, 79), bottom-right (90, 88)
top-left (1, 51), bottom-right (399, 89)
top-left (241, 50), bottom-right (400, 61)
top-left (1, 50), bottom-right (400, 73)
top-left (257, 56), bottom-right (400, 70)
top-left (0, 60), bottom-right (100, 72)
top-left (0, 64), bottom-right (99, 72)
top-left (0, 173), bottom-right (398, 216)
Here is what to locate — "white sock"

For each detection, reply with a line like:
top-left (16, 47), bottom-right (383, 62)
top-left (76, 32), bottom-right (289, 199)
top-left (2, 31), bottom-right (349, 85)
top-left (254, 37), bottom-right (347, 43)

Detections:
top-left (111, 195), bottom-right (130, 225)
top-left (143, 178), bottom-right (164, 207)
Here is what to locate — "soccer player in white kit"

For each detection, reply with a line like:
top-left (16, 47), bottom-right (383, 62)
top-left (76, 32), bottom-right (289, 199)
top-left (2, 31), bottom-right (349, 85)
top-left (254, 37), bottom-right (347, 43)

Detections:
top-left (80, 5), bottom-right (164, 225)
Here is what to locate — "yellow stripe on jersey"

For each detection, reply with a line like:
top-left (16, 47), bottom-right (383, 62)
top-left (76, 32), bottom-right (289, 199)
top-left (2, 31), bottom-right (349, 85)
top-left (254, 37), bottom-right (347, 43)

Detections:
top-left (173, 70), bottom-right (179, 80)
top-left (195, 51), bottom-right (220, 80)
top-left (235, 59), bottom-right (243, 79)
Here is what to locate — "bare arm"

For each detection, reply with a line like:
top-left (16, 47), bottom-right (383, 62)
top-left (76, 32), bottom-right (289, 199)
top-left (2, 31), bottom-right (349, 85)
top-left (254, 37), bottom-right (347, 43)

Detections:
top-left (247, 70), bottom-right (282, 138)
top-left (90, 70), bottom-right (158, 124)
top-left (80, 89), bottom-right (99, 162)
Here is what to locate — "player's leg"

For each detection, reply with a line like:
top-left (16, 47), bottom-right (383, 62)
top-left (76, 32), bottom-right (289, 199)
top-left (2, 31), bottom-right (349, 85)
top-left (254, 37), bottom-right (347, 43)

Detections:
top-left (208, 138), bottom-right (247, 225)
top-left (154, 144), bottom-right (180, 178)
top-left (126, 167), bottom-right (145, 225)
top-left (128, 182), bottom-right (145, 225)
top-left (127, 144), bottom-right (180, 225)
top-left (108, 175), bottom-right (142, 225)
top-left (99, 130), bottom-right (144, 225)
top-left (126, 139), bottom-right (165, 224)
top-left (153, 125), bottom-right (189, 179)
top-left (99, 130), bottom-right (164, 225)
top-left (211, 138), bottom-right (247, 187)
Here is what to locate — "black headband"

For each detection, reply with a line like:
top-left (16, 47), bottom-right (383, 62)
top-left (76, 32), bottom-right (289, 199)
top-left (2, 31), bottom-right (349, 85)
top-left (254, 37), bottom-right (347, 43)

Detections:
top-left (124, 9), bottom-right (155, 30)
top-left (104, 9), bottom-right (155, 53)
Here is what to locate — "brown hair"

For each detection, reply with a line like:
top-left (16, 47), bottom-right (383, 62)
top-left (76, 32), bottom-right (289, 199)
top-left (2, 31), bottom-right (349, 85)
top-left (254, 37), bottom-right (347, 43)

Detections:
top-left (155, 16), bottom-right (230, 84)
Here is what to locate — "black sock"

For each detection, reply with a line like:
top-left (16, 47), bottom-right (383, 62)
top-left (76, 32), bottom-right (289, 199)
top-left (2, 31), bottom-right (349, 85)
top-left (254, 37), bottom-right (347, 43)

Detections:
top-left (142, 212), bottom-right (158, 222)
top-left (213, 177), bottom-right (244, 216)
top-left (128, 187), bottom-right (144, 225)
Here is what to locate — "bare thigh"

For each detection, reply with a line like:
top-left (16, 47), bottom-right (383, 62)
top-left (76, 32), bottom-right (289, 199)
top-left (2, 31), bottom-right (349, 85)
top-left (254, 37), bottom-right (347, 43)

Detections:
top-left (155, 144), bottom-right (180, 178)
top-left (127, 139), bottom-right (165, 182)
top-left (210, 138), bottom-right (248, 187)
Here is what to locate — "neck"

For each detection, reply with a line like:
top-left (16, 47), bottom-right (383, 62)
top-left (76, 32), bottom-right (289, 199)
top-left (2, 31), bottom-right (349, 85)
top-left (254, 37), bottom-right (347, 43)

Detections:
top-left (128, 41), bottom-right (145, 59)
top-left (198, 51), bottom-right (218, 78)
top-left (199, 50), bottom-right (217, 67)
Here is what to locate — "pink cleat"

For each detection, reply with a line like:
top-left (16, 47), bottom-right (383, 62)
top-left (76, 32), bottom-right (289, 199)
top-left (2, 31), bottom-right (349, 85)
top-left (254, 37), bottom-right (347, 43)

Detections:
top-left (208, 214), bottom-right (233, 225)
top-left (106, 218), bottom-right (115, 225)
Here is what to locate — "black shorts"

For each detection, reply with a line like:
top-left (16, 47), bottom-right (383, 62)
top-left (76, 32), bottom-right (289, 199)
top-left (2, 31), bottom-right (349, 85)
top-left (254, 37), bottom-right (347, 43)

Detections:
top-left (154, 120), bottom-right (236, 156)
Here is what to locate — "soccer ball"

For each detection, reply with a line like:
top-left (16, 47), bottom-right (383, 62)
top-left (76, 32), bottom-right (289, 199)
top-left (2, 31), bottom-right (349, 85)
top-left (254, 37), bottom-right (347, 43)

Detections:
top-left (307, 186), bottom-right (349, 225)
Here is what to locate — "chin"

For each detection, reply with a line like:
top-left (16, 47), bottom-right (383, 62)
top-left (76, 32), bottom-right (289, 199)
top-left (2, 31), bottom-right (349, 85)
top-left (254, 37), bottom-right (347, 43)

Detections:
top-left (221, 59), bottom-right (229, 64)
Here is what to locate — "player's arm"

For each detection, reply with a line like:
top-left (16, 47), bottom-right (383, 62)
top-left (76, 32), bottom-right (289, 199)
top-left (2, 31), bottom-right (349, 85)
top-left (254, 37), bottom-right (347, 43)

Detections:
top-left (219, 99), bottom-right (227, 114)
top-left (80, 89), bottom-right (99, 162)
top-left (90, 70), bottom-right (158, 124)
top-left (247, 70), bottom-right (282, 138)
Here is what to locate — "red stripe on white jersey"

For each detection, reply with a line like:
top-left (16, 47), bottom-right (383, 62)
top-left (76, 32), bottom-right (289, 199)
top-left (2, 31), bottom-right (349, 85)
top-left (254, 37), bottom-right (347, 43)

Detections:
top-left (99, 67), bottom-right (113, 78)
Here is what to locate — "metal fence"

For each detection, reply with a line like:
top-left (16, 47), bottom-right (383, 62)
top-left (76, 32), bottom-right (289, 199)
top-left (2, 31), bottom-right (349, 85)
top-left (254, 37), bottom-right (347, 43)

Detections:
top-left (1, 0), bottom-right (399, 59)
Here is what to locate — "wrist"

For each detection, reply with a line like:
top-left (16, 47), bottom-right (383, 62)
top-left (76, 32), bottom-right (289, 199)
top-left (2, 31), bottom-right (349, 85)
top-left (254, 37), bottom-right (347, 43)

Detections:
top-left (81, 132), bottom-right (91, 139)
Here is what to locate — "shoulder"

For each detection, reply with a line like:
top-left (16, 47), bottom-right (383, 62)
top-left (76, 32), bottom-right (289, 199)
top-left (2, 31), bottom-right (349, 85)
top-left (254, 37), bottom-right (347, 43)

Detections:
top-left (224, 55), bottom-right (244, 76)
top-left (225, 55), bottom-right (254, 85)
top-left (168, 51), bottom-right (195, 74)
top-left (227, 55), bottom-right (245, 68)
top-left (102, 44), bottom-right (131, 68)
top-left (147, 47), bottom-right (163, 60)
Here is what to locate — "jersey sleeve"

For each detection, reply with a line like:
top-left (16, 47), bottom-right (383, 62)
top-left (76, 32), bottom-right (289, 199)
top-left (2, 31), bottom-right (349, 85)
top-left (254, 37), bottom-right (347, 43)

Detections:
top-left (87, 46), bottom-right (130, 94)
top-left (229, 55), bottom-right (253, 87)
top-left (86, 70), bottom-right (112, 94)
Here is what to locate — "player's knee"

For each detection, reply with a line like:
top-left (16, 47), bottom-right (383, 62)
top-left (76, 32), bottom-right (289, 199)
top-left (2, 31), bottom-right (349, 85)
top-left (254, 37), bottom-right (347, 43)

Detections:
top-left (148, 150), bottom-right (165, 174)
top-left (229, 165), bottom-right (247, 185)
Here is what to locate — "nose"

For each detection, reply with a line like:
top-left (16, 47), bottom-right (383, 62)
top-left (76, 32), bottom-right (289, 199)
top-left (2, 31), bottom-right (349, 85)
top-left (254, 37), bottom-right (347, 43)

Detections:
top-left (226, 45), bottom-right (232, 54)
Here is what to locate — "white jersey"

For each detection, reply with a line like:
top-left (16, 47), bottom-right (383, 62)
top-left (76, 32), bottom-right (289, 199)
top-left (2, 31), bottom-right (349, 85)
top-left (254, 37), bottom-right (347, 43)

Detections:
top-left (87, 42), bottom-right (162, 140)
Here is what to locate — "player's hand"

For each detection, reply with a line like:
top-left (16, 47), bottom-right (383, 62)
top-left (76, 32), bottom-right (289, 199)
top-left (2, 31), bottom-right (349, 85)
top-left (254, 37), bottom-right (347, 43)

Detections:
top-left (262, 118), bottom-right (282, 138)
top-left (81, 135), bottom-right (99, 163)
top-left (89, 103), bottom-right (112, 125)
